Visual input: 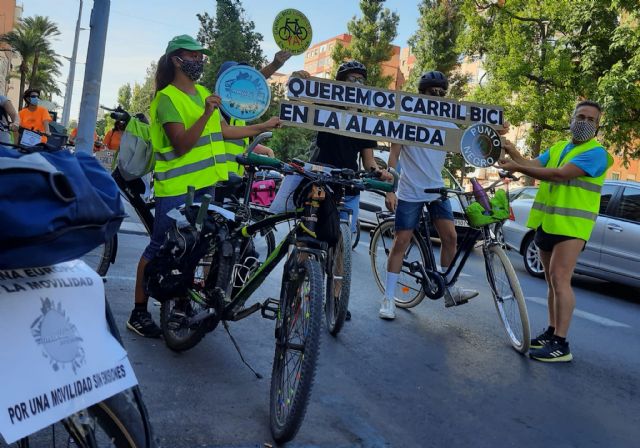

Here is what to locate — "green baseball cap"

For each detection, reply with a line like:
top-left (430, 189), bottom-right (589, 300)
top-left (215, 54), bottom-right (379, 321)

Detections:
top-left (165, 34), bottom-right (212, 56)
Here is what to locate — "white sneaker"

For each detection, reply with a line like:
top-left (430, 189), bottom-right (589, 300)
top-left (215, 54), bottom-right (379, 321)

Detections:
top-left (444, 286), bottom-right (479, 308)
top-left (379, 297), bottom-right (396, 320)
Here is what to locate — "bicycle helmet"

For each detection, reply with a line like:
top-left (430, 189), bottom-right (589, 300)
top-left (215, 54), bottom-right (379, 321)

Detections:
top-left (336, 60), bottom-right (367, 81)
top-left (23, 88), bottom-right (42, 102)
top-left (217, 60), bottom-right (250, 80)
top-left (418, 71), bottom-right (448, 92)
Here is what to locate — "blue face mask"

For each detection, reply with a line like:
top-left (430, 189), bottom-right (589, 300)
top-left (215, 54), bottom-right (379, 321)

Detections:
top-left (29, 97), bottom-right (39, 106)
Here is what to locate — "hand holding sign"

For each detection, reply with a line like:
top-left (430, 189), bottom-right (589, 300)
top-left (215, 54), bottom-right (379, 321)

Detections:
top-left (273, 9), bottom-right (312, 55)
top-left (215, 65), bottom-right (271, 121)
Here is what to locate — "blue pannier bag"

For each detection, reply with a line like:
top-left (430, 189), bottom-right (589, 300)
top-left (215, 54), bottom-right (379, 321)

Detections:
top-left (0, 147), bottom-right (125, 269)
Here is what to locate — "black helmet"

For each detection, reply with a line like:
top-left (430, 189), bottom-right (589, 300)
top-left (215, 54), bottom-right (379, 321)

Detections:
top-left (23, 88), bottom-right (42, 100)
top-left (336, 60), bottom-right (367, 81)
top-left (418, 71), bottom-right (448, 92)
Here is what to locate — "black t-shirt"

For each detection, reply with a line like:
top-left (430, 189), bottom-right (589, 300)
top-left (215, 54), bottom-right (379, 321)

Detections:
top-left (314, 131), bottom-right (372, 172)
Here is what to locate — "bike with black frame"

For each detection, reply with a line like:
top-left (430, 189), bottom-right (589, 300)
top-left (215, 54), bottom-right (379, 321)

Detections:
top-left (146, 132), bottom-right (395, 443)
top-left (0, 126), bottom-right (156, 447)
top-left (369, 172), bottom-right (531, 353)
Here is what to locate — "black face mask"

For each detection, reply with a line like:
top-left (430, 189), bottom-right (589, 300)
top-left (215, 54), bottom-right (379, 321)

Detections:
top-left (177, 57), bottom-right (205, 81)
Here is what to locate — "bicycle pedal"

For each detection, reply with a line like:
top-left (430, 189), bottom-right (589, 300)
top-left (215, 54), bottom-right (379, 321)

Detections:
top-left (261, 297), bottom-right (280, 320)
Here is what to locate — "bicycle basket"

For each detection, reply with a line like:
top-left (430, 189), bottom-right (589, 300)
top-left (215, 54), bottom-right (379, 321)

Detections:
top-left (463, 188), bottom-right (510, 228)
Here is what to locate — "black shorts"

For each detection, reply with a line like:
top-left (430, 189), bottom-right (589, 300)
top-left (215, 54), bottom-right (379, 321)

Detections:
top-left (534, 227), bottom-right (586, 252)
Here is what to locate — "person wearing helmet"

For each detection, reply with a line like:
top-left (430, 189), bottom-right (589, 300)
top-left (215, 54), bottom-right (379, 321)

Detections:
top-left (379, 70), bottom-right (479, 320)
top-left (19, 88), bottom-right (52, 142)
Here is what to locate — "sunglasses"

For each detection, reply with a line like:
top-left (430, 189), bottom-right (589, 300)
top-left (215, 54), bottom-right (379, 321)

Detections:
top-left (346, 75), bottom-right (365, 84)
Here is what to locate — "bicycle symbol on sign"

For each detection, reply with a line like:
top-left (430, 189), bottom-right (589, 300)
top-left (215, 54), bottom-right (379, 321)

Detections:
top-left (278, 18), bottom-right (308, 45)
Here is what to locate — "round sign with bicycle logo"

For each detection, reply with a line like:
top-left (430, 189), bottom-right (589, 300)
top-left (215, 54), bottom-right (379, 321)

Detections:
top-left (215, 65), bottom-right (271, 121)
top-left (272, 9), bottom-right (312, 55)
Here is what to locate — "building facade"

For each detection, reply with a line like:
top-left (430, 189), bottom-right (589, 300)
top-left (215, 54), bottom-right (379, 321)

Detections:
top-left (0, 0), bottom-right (21, 102)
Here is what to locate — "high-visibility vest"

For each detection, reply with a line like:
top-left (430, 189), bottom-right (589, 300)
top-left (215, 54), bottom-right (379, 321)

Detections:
top-left (224, 116), bottom-right (248, 175)
top-left (150, 84), bottom-right (228, 197)
top-left (527, 139), bottom-right (613, 241)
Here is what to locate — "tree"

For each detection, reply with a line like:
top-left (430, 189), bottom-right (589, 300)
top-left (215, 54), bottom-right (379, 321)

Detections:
top-left (459, 0), bottom-right (640, 161)
top-left (330, 0), bottom-right (400, 88)
top-left (22, 16), bottom-right (60, 88)
top-left (117, 84), bottom-right (132, 111)
top-left (196, 0), bottom-right (266, 91)
top-left (25, 50), bottom-right (62, 98)
top-left (128, 62), bottom-right (157, 116)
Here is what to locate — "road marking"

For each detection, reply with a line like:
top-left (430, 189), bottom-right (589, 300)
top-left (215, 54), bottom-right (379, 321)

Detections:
top-left (105, 276), bottom-right (137, 282)
top-left (527, 296), bottom-right (631, 328)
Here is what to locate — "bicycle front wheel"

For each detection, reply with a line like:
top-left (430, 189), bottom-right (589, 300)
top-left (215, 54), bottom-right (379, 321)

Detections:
top-left (484, 244), bottom-right (531, 353)
top-left (325, 223), bottom-right (352, 336)
top-left (351, 219), bottom-right (361, 249)
top-left (81, 234), bottom-right (117, 277)
top-left (369, 218), bottom-right (427, 308)
top-left (270, 256), bottom-right (323, 443)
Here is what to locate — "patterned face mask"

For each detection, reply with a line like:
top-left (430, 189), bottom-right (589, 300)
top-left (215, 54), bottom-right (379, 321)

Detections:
top-left (177, 57), bottom-right (205, 81)
top-left (570, 119), bottom-right (597, 142)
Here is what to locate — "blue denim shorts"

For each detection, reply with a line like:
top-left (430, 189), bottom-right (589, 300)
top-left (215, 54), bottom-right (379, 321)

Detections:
top-left (141, 187), bottom-right (215, 261)
top-left (394, 198), bottom-right (453, 231)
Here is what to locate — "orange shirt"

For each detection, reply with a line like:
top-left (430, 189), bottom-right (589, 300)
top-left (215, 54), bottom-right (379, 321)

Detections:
top-left (70, 127), bottom-right (99, 142)
top-left (19, 106), bottom-right (52, 142)
top-left (103, 129), bottom-right (123, 151)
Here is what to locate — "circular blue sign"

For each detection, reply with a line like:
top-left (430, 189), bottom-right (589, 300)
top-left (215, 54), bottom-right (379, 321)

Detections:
top-left (215, 65), bottom-right (271, 121)
top-left (460, 123), bottom-right (502, 167)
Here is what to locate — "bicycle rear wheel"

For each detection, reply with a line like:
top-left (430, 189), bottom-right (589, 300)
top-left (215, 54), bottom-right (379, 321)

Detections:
top-left (80, 234), bottom-right (117, 277)
top-left (270, 256), bottom-right (323, 443)
top-left (351, 219), bottom-right (361, 249)
top-left (6, 389), bottom-right (153, 448)
top-left (484, 244), bottom-right (531, 353)
top-left (369, 218), bottom-right (427, 308)
top-left (325, 223), bottom-right (351, 336)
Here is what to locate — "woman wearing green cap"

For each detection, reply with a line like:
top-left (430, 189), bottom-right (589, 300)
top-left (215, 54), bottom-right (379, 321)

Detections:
top-left (127, 34), bottom-right (280, 338)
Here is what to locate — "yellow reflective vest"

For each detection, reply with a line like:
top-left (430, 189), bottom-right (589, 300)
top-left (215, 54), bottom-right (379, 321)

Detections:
top-left (150, 84), bottom-right (229, 197)
top-left (224, 116), bottom-right (248, 175)
top-left (527, 139), bottom-right (613, 241)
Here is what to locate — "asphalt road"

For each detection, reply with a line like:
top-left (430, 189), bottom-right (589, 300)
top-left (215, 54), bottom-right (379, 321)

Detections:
top-left (103, 224), bottom-right (640, 448)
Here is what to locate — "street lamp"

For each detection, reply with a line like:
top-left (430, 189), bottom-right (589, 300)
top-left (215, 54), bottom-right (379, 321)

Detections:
top-left (61, 0), bottom-right (85, 127)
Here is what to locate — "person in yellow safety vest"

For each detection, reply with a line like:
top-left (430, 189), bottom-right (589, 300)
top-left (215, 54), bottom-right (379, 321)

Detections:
top-left (127, 35), bottom-right (280, 338)
top-left (498, 100), bottom-right (613, 363)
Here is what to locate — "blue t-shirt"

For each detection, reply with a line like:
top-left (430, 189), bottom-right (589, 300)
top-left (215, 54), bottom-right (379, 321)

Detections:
top-left (537, 142), bottom-right (608, 177)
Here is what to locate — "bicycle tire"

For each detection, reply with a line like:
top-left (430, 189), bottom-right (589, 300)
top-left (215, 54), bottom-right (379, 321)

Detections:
top-left (325, 223), bottom-right (352, 336)
top-left (351, 219), bottom-right (361, 249)
top-left (81, 234), bottom-right (117, 277)
top-left (369, 218), bottom-right (427, 308)
top-left (7, 389), bottom-right (153, 448)
top-left (297, 26), bottom-right (308, 40)
top-left (159, 255), bottom-right (212, 352)
top-left (270, 256), bottom-right (323, 443)
top-left (484, 244), bottom-right (531, 353)
top-left (278, 26), bottom-right (292, 41)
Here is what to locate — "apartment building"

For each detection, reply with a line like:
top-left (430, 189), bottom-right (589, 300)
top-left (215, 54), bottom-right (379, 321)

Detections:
top-left (0, 0), bottom-right (22, 102)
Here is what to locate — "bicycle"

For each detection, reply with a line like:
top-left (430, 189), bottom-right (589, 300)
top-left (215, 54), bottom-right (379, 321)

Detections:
top-left (0, 132), bottom-right (156, 447)
top-left (149, 133), bottom-right (394, 443)
top-left (278, 18), bottom-right (308, 42)
top-left (368, 175), bottom-right (531, 353)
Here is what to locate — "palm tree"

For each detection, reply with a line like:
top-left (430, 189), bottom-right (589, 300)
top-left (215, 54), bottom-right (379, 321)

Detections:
top-left (22, 16), bottom-right (60, 88)
top-left (0, 26), bottom-right (39, 108)
top-left (27, 51), bottom-right (63, 98)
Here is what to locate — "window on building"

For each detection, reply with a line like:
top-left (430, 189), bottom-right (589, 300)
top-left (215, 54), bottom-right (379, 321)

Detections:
top-left (320, 45), bottom-right (326, 52)
top-left (611, 172), bottom-right (620, 180)
top-left (627, 174), bottom-right (636, 181)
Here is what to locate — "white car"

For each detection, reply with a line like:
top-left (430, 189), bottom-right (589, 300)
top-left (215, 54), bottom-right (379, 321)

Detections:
top-left (358, 149), bottom-right (470, 236)
top-left (502, 180), bottom-right (640, 287)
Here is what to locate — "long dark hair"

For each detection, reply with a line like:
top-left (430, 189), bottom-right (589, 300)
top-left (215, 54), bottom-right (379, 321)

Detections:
top-left (155, 50), bottom-right (180, 94)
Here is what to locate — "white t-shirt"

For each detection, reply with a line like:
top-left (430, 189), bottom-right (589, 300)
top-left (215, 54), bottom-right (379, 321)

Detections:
top-left (0, 96), bottom-right (10, 144)
top-left (396, 116), bottom-right (458, 203)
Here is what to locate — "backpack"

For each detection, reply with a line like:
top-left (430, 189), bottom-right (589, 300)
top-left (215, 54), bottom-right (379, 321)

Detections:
top-left (0, 147), bottom-right (125, 269)
top-left (250, 179), bottom-right (277, 207)
top-left (117, 116), bottom-right (153, 181)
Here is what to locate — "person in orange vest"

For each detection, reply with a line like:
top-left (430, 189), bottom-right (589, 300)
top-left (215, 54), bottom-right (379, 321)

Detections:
top-left (18, 88), bottom-right (51, 142)
top-left (103, 119), bottom-right (126, 151)
top-left (68, 127), bottom-right (100, 150)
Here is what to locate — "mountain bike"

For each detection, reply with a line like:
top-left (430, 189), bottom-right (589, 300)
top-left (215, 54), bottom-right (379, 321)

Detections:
top-left (278, 18), bottom-right (308, 41)
top-left (150, 133), bottom-right (394, 443)
top-left (369, 176), bottom-right (531, 353)
top-left (0, 134), bottom-right (156, 447)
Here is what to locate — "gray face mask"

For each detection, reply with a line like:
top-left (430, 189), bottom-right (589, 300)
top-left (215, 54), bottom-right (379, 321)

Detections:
top-left (570, 119), bottom-right (597, 142)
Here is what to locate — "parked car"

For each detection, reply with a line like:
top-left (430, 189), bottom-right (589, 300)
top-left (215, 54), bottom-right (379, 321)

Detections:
top-left (502, 180), bottom-right (640, 288)
top-left (358, 149), bottom-right (470, 237)
top-left (508, 186), bottom-right (539, 201)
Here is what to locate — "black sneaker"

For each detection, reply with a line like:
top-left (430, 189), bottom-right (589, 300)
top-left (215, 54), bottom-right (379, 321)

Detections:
top-left (345, 310), bottom-right (352, 321)
top-left (529, 339), bottom-right (573, 363)
top-left (127, 310), bottom-right (162, 338)
top-left (530, 328), bottom-right (554, 349)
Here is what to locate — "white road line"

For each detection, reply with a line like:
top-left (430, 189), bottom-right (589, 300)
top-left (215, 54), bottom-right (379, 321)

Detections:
top-left (105, 276), bottom-right (137, 282)
top-left (527, 296), bottom-right (631, 328)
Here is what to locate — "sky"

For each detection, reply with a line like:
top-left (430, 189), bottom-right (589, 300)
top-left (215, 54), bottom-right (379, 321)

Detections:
top-left (19, 0), bottom-right (424, 122)
top-left (17, 0), bottom-right (420, 119)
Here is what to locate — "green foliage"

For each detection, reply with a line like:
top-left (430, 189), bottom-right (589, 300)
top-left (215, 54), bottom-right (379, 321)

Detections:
top-left (128, 62), bottom-right (157, 117)
top-left (407, 0), bottom-right (468, 97)
top-left (330, 0), bottom-right (399, 88)
top-left (196, 0), bottom-right (266, 91)
top-left (95, 118), bottom-right (107, 137)
top-left (117, 84), bottom-right (132, 111)
top-left (459, 0), bottom-right (640, 160)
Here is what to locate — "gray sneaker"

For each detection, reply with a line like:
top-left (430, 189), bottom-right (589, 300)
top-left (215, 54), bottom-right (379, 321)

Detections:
top-left (379, 297), bottom-right (396, 320)
top-left (444, 286), bottom-right (479, 308)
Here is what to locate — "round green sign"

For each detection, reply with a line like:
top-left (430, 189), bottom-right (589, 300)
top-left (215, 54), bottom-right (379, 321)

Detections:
top-left (272, 9), bottom-right (312, 56)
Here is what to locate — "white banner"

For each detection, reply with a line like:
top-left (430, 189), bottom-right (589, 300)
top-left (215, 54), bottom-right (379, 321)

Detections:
top-left (0, 260), bottom-right (137, 444)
